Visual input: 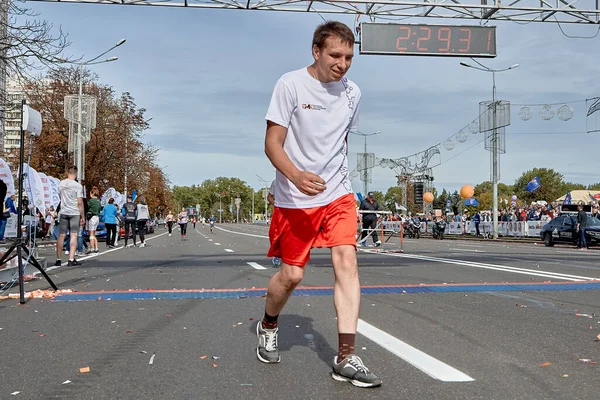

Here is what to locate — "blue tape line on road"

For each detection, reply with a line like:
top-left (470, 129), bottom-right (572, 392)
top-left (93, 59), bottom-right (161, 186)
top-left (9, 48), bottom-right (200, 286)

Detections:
top-left (52, 281), bottom-right (600, 302)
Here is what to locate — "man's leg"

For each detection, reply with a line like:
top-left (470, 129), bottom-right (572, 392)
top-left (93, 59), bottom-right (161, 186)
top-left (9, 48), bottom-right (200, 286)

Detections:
top-left (131, 221), bottom-right (137, 245)
top-left (56, 234), bottom-right (66, 260)
top-left (69, 221), bottom-right (78, 259)
top-left (256, 262), bottom-right (305, 364)
top-left (0, 219), bottom-right (6, 241)
top-left (370, 220), bottom-right (379, 244)
top-left (330, 244), bottom-right (382, 387)
top-left (331, 245), bottom-right (360, 345)
top-left (124, 222), bottom-right (130, 246)
top-left (264, 263), bottom-right (305, 317)
top-left (360, 220), bottom-right (369, 244)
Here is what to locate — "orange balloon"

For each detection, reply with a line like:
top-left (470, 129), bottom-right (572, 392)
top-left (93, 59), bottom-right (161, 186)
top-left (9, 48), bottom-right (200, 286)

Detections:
top-left (460, 185), bottom-right (474, 199)
top-left (423, 192), bottom-right (434, 203)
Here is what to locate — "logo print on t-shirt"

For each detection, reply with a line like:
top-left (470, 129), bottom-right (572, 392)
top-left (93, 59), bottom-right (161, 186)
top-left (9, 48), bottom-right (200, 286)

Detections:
top-left (302, 104), bottom-right (326, 111)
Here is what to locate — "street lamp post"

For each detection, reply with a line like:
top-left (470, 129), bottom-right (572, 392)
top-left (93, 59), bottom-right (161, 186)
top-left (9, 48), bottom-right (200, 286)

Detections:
top-left (215, 193), bottom-right (223, 223)
top-left (351, 130), bottom-right (382, 195)
top-left (251, 190), bottom-right (255, 222)
top-left (256, 174), bottom-right (269, 223)
top-left (460, 61), bottom-right (519, 239)
top-left (75, 39), bottom-right (126, 183)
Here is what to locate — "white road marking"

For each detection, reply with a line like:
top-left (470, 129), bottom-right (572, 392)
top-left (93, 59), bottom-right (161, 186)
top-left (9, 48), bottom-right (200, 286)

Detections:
top-left (224, 249), bottom-right (234, 253)
top-left (361, 250), bottom-right (598, 281)
top-left (214, 225), bottom-right (268, 239)
top-left (450, 248), bottom-right (486, 253)
top-left (357, 319), bottom-right (474, 382)
top-left (247, 262), bottom-right (267, 270)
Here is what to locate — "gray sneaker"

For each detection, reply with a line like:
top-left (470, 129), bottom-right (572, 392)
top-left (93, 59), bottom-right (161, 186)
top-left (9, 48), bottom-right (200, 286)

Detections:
top-left (256, 321), bottom-right (280, 363)
top-left (332, 354), bottom-right (382, 388)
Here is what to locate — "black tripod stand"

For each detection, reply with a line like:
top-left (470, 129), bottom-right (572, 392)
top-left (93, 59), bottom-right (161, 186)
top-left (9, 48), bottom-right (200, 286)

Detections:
top-left (0, 100), bottom-right (58, 304)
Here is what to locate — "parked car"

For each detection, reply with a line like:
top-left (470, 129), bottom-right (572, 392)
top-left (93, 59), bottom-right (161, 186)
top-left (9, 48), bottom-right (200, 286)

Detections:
top-left (540, 215), bottom-right (600, 247)
top-left (82, 222), bottom-right (121, 242)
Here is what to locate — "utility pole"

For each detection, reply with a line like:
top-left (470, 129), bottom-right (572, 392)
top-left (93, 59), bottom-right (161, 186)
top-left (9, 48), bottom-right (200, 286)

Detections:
top-left (351, 130), bottom-right (382, 195)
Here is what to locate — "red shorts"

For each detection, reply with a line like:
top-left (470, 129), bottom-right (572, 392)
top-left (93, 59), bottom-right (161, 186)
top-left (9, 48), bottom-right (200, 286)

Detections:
top-left (267, 193), bottom-right (357, 267)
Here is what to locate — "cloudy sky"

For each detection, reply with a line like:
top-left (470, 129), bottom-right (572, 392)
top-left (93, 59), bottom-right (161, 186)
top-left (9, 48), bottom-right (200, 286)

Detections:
top-left (25, 1), bottom-right (600, 195)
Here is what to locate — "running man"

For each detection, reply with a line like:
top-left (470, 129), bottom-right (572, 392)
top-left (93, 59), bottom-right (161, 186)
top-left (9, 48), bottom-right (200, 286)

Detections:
top-left (255, 21), bottom-right (381, 388)
top-left (178, 207), bottom-right (188, 239)
top-left (209, 215), bottom-right (216, 234)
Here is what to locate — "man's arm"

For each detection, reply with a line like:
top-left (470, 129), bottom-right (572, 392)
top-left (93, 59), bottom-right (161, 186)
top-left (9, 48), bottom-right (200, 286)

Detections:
top-left (78, 198), bottom-right (85, 225)
top-left (265, 121), bottom-right (326, 196)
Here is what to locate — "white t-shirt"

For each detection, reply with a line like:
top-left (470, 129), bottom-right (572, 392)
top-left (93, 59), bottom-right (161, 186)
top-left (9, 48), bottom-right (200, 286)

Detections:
top-left (137, 204), bottom-right (150, 221)
top-left (58, 178), bottom-right (83, 216)
top-left (265, 68), bottom-right (361, 208)
top-left (268, 180), bottom-right (275, 196)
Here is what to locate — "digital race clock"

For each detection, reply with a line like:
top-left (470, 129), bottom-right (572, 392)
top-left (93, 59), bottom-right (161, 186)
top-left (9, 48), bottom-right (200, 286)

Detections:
top-left (359, 23), bottom-right (497, 58)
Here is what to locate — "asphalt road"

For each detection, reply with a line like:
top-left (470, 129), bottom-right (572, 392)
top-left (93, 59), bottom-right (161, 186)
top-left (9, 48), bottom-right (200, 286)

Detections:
top-left (1, 223), bottom-right (599, 399)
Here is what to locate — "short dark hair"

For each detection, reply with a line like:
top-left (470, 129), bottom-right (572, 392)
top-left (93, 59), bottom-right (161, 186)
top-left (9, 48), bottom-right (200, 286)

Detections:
top-left (312, 21), bottom-right (355, 50)
top-left (108, 197), bottom-right (114, 204)
top-left (67, 165), bottom-right (77, 175)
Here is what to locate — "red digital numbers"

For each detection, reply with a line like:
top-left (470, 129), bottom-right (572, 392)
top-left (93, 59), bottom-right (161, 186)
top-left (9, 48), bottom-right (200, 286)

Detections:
top-left (396, 26), bottom-right (411, 52)
top-left (438, 27), bottom-right (451, 51)
top-left (391, 25), bottom-right (489, 55)
top-left (417, 27), bottom-right (431, 51)
top-left (458, 28), bottom-right (471, 53)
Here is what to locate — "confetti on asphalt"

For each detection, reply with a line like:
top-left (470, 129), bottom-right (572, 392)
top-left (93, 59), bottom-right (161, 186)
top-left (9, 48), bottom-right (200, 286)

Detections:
top-left (149, 354), bottom-right (156, 365)
top-left (140, 351), bottom-right (147, 354)
top-left (125, 330), bottom-right (133, 334)
top-left (62, 380), bottom-right (71, 385)
top-left (562, 374), bottom-right (569, 378)
top-left (165, 314), bottom-right (171, 317)
top-left (249, 318), bottom-right (254, 321)
top-left (10, 391), bottom-right (20, 395)
top-left (200, 356), bottom-right (208, 360)
top-left (240, 384), bottom-right (253, 386)
top-left (39, 334), bottom-right (45, 337)
top-left (597, 334), bottom-right (600, 340)
top-left (79, 367), bottom-right (90, 373)
top-left (362, 347), bottom-right (367, 350)
top-left (540, 362), bottom-right (551, 367)
top-left (212, 356), bottom-right (220, 360)
top-left (578, 358), bottom-right (597, 364)
top-left (237, 322), bottom-right (243, 325)
top-left (211, 364), bottom-right (218, 368)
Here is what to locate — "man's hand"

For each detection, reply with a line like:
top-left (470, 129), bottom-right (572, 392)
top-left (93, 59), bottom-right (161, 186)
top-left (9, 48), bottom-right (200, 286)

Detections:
top-left (80, 217), bottom-right (85, 227)
top-left (291, 171), bottom-right (326, 196)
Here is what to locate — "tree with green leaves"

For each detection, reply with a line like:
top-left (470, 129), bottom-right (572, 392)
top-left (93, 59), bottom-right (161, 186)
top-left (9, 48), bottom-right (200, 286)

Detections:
top-left (513, 168), bottom-right (566, 204)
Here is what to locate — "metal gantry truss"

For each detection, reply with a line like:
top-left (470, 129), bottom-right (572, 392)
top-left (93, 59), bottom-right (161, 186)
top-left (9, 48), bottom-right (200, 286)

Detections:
top-left (28, 0), bottom-right (600, 24)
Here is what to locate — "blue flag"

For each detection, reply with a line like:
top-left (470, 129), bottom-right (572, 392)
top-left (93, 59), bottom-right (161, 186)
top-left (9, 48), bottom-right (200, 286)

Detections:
top-left (356, 192), bottom-right (364, 202)
top-left (131, 189), bottom-right (137, 202)
top-left (526, 176), bottom-right (541, 193)
top-left (464, 198), bottom-right (479, 206)
top-left (564, 191), bottom-right (572, 205)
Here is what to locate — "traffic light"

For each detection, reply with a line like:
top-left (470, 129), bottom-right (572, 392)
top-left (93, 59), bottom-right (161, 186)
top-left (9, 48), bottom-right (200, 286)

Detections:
top-left (414, 182), bottom-right (424, 204)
